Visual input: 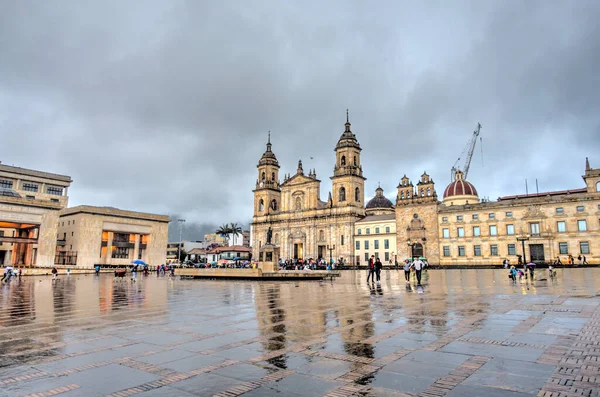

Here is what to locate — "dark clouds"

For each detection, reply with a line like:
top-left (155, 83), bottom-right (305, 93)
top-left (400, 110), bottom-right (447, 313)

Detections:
top-left (1, 0), bottom-right (599, 240)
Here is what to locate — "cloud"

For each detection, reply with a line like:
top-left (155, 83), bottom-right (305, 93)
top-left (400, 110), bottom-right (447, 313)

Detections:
top-left (1, 0), bottom-right (599, 239)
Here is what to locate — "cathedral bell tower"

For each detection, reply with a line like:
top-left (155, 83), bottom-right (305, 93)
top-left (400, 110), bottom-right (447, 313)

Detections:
top-left (331, 111), bottom-right (366, 207)
top-left (253, 133), bottom-right (281, 216)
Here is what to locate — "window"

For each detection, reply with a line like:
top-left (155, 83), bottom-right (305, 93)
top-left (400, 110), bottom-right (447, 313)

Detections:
top-left (474, 245), bottom-right (481, 256)
top-left (68, 221), bottom-right (70, 225)
top-left (364, 253), bottom-right (369, 261)
top-left (557, 221), bottom-right (566, 233)
top-left (442, 228), bottom-right (450, 238)
top-left (71, 232), bottom-right (74, 237)
top-left (23, 183), bottom-right (38, 192)
top-left (443, 246), bottom-right (450, 257)
top-left (375, 227), bottom-right (380, 234)
top-left (457, 227), bottom-right (465, 237)
top-left (530, 223), bottom-right (540, 236)
top-left (51, 199), bottom-right (59, 203)
top-left (374, 252), bottom-right (379, 259)
top-left (340, 156), bottom-right (346, 166)
top-left (341, 235), bottom-right (344, 245)
top-left (580, 242), bottom-right (590, 254)
top-left (506, 224), bottom-right (515, 235)
top-left (258, 199), bottom-right (264, 212)
top-left (489, 213), bottom-right (495, 219)
top-left (489, 225), bottom-right (497, 236)
top-left (384, 239), bottom-right (389, 249)
top-left (505, 211), bottom-right (513, 217)
top-left (374, 240), bottom-right (379, 249)
top-left (508, 244), bottom-right (516, 255)
top-left (47, 186), bottom-right (63, 196)
top-left (458, 246), bottom-right (465, 256)
top-left (0, 179), bottom-right (13, 189)
top-left (364, 241), bottom-right (369, 250)
top-left (472, 214), bottom-right (479, 220)
top-left (355, 187), bottom-right (360, 202)
top-left (457, 215), bottom-right (463, 221)
top-left (357, 229), bottom-right (361, 235)
top-left (473, 226), bottom-right (480, 237)
top-left (577, 220), bottom-right (587, 232)
top-left (26, 195), bottom-right (35, 199)
top-left (270, 199), bottom-right (278, 211)
top-left (366, 228), bottom-right (370, 235)
top-left (356, 241), bottom-right (360, 250)
top-left (112, 247), bottom-right (130, 259)
top-left (576, 206), bottom-right (584, 212)
top-left (559, 242), bottom-right (568, 254)
top-left (385, 252), bottom-right (390, 261)
top-left (556, 207), bottom-right (564, 214)
top-left (442, 217), bottom-right (448, 222)
top-left (339, 187), bottom-right (346, 202)
top-left (490, 244), bottom-right (498, 256)
top-left (385, 226), bottom-right (390, 233)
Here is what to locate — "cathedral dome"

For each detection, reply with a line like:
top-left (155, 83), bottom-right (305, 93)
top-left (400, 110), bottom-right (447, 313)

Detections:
top-left (257, 133), bottom-right (279, 167)
top-left (365, 187), bottom-right (394, 214)
top-left (443, 170), bottom-right (479, 205)
top-left (335, 113), bottom-right (361, 151)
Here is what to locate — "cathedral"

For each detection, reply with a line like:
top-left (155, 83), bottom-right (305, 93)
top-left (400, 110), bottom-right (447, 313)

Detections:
top-left (251, 115), bottom-right (365, 263)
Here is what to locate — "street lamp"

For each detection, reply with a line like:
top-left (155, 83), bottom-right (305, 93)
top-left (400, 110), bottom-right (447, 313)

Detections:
top-left (177, 219), bottom-right (186, 264)
top-left (327, 244), bottom-right (335, 266)
top-left (516, 234), bottom-right (530, 265)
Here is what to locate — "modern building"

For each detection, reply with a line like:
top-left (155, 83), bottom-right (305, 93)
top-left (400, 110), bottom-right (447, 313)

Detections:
top-left (242, 230), bottom-right (251, 247)
top-left (206, 245), bottom-right (252, 263)
top-left (166, 242), bottom-right (179, 262)
top-left (0, 162), bottom-right (72, 266)
top-left (203, 233), bottom-right (227, 246)
top-left (57, 206), bottom-right (170, 268)
top-left (354, 186), bottom-right (397, 266)
top-left (251, 117), bottom-right (366, 263)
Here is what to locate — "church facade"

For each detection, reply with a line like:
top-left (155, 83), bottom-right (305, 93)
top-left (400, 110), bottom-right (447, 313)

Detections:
top-left (251, 117), bottom-right (366, 263)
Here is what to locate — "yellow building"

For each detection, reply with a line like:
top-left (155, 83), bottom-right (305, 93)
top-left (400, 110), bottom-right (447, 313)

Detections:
top-left (251, 117), bottom-right (366, 263)
top-left (57, 206), bottom-right (170, 268)
top-left (203, 233), bottom-right (228, 246)
top-left (0, 162), bottom-right (72, 267)
top-left (354, 186), bottom-right (397, 266)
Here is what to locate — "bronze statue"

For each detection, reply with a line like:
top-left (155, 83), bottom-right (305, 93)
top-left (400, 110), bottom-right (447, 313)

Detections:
top-left (266, 227), bottom-right (273, 244)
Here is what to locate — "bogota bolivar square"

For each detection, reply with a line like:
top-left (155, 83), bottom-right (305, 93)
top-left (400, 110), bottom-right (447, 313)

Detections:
top-left (1, 2), bottom-right (599, 396)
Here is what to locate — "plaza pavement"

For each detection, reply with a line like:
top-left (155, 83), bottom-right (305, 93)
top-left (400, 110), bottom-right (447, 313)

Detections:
top-left (0, 269), bottom-right (599, 396)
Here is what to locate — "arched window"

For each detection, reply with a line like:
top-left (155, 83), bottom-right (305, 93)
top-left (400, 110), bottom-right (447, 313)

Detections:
top-left (261, 172), bottom-right (265, 181)
top-left (427, 187), bottom-right (431, 196)
top-left (353, 156), bottom-right (357, 166)
top-left (339, 187), bottom-right (346, 202)
top-left (596, 181), bottom-right (600, 192)
top-left (421, 188), bottom-right (425, 197)
top-left (270, 199), bottom-right (278, 211)
top-left (341, 156), bottom-right (346, 166)
top-left (407, 191), bottom-right (411, 198)
top-left (355, 187), bottom-right (360, 202)
top-left (319, 230), bottom-right (325, 241)
top-left (295, 197), bottom-right (302, 211)
top-left (401, 191), bottom-right (405, 199)
top-left (258, 199), bottom-right (264, 212)
top-left (271, 172), bottom-right (275, 181)
top-left (274, 233), bottom-right (280, 244)
top-left (341, 235), bottom-right (344, 245)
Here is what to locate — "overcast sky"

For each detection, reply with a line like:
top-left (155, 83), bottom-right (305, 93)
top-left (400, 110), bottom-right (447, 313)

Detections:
top-left (1, 1), bottom-right (599, 241)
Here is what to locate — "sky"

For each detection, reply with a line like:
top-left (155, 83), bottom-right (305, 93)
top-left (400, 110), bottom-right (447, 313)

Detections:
top-left (1, 1), bottom-right (599, 241)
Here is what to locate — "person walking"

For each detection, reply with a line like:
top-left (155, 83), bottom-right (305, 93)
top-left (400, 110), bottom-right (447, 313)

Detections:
top-left (403, 259), bottom-right (411, 283)
top-left (131, 264), bottom-right (138, 281)
top-left (411, 257), bottom-right (424, 285)
top-left (583, 255), bottom-right (588, 265)
top-left (51, 267), bottom-right (58, 279)
top-left (577, 255), bottom-right (582, 265)
top-left (375, 257), bottom-right (383, 284)
top-left (367, 255), bottom-right (375, 283)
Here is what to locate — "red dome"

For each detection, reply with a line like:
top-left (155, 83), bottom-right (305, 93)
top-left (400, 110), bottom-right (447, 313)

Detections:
top-left (443, 171), bottom-right (478, 198)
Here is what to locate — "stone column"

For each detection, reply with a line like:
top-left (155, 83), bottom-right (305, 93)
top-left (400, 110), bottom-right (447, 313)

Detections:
top-left (133, 234), bottom-right (140, 261)
top-left (105, 232), bottom-right (114, 264)
top-left (24, 229), bottom-right (34, 266)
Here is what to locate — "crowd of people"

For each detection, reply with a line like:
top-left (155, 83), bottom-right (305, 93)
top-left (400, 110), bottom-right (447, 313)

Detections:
top-left (366, 255), bottom-right (429, 286)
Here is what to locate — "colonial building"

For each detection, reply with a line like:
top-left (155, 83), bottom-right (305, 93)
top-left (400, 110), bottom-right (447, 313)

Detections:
top-left (57, 206), bottom-right (169, 268)
top-left (395, 159), bottom-right (600, 265)
top-left (251, 116), bottom-right (366, 263)
top-left (0, 162), bottom-right (72, 267)
top-left (354, 186), bottom-right (397, 266)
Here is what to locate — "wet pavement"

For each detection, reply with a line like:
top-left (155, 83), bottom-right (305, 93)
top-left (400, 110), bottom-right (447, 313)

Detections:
top-left (1, 268), bottom-right (599, 396)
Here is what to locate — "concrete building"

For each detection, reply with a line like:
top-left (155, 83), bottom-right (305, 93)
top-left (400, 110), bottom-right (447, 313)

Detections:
top-left (251, 117), bottom-right (365, 263)
top-left (203, 233), bottom-right (227, 246)
top-left (354, 186), bottom-right (397, 266)
top-left (166, 242), bottom-right (179, 262)
top-left (57, 206), bottom-right (170, 268)
top-left (242, 230), bottom-right (251, 247)
top-left (0, 163), bottom-right (72, 267)
top-left (206, 245), bottom-right (252, 263)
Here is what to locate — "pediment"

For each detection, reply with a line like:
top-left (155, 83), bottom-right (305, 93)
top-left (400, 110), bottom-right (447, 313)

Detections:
top-left (282, 174), bottom-right (320, 187)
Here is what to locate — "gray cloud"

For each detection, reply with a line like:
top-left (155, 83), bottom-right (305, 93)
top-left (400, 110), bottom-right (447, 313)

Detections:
top-left (1, 0), bottom-right (599, 239)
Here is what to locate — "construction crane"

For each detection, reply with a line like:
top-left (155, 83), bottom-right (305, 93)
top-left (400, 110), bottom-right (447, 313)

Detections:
top-left (450, 123), bottom-right (482, 181)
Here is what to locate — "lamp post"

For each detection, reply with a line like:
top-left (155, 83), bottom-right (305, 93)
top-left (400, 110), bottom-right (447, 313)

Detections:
top-left (177, 219), bottom-right (186, 264)
top-left (516, 234), bottom-right (530, 265)
top-left (327, 244), bottom-right (335, 266)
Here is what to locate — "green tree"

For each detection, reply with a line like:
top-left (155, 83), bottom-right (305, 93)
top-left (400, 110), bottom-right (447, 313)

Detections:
top-left (229, 222), bottom-right (242, 245)
top-left (216, 224), bottom-right (231, 245)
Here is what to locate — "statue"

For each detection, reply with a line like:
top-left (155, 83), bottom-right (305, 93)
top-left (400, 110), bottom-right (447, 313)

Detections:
top-left (266, 227), bottom-right (273, 245)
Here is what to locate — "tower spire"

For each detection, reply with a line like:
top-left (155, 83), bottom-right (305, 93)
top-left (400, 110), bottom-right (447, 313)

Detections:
top-left (346, 108), bottom-right (349, 123)
top-left (586, 157), bottom-right (591, 171)
top-left (268, 130), bottom-right (271, 144)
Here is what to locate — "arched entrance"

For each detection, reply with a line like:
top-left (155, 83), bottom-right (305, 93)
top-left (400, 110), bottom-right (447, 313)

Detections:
top-left (411, 243), bottom-right (423, 258)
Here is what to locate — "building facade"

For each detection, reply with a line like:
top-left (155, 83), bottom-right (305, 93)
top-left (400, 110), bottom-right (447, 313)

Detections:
top-left (251, 118), bottom-right (366, 263)
top-left (0, 163), bottom-right (72, 267)
top-left (57, 206), bottom-right (169, 268)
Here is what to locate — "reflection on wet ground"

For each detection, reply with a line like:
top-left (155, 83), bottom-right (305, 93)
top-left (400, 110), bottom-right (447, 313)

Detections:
top-left (0, 269), bottom-right (599, 396)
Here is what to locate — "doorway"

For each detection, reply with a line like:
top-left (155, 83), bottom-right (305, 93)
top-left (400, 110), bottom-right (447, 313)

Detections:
top-left (0, 251), bottom-right (5, 265)
top-left (318, 245), bottom-right (325, 259)
top-left (293, 243), bottom-right (303, 260)
top-left (529, 244), bottom-right (545, 262)
top-left (411, 243), bottom-right (423, 258)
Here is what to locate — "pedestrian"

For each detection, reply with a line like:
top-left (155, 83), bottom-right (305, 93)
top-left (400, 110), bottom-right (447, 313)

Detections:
top-left (375, 257), bottom-right (382, 283)
top-left (509, 266), bottom-right (517, 283)
top-left (583, 255), bottom-right (588, 265)
top-left (131, 264), bottom-right (138, 281)
top-left (528, 264), bottom-right (535, 279)
top-left (95, 265), bottom-right (101, 275)
top-left (18, 268), bottom-right (22, 278)
top-left (51, 267), bottom-right (58, 279)
top-left (403, 259), bottom-right (411, 283)
top-left (577, 255), bottom-right (582, 265)
top-left (2, 265), bottom-right (11, 282)
top-left (367, 255), bottom-right (376, 283)
top-left (411, 257), bottom-right (424, 285)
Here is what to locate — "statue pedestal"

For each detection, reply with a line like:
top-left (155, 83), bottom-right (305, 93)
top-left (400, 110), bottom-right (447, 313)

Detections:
top-left (259, 244), bottom-right (279, 273)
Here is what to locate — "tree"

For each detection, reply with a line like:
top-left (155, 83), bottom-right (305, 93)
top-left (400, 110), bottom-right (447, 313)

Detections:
top-left (178, 249), bottom-right (187, 263)
top-left (229, 222), bottom-right (242, 245)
